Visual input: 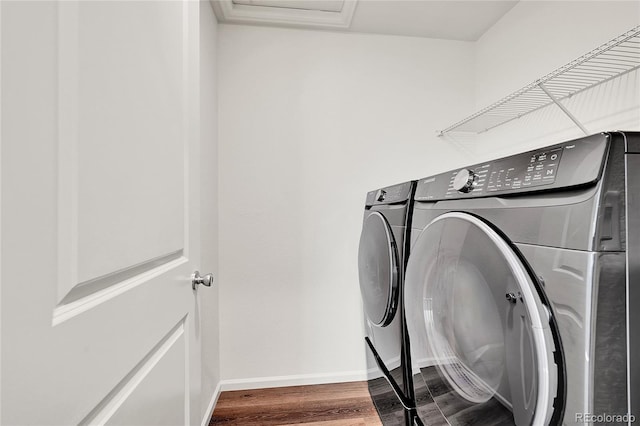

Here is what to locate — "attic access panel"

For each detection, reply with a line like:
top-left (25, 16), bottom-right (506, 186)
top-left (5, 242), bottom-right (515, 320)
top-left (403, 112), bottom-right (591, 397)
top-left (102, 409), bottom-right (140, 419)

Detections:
top-left (232, 0), bottom-right (344, 12)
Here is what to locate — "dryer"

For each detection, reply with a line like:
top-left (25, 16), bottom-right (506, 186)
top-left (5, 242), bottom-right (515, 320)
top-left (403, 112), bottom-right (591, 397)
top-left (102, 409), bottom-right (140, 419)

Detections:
top-left (404, 132), bottom-right (639, 425)
top-left (358, 181), bottom-right (417, 425)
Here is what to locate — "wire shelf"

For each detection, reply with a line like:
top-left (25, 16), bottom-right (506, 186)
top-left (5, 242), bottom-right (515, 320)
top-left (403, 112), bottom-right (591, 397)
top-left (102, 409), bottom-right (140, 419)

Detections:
top-left (438, 25), bottom-right (640, 136)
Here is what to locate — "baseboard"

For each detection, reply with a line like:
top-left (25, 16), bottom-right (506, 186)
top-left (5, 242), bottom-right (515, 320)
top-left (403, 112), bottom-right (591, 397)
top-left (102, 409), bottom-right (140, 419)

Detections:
top-left (412, 356), bottom-right (437, 375)
top-left (200, 381), bottom-right (222, 426)
top-left (220, 370), bottom-right (368, 391)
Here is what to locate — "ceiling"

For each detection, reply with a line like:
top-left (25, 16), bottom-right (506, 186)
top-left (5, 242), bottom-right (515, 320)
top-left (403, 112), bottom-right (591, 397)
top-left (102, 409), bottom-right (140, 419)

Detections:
top-left (211, 0), bottom-right (519, 41)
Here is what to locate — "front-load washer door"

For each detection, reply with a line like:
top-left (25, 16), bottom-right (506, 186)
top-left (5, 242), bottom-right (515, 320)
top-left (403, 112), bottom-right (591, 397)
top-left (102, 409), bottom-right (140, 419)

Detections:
top-left (358, 211), bottom-right (400, 327)
top-left (405, 212), bottom-right (565, 426)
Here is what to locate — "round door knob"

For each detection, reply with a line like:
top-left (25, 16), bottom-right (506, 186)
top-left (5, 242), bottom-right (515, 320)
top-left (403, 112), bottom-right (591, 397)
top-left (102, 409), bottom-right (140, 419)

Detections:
top-left (452, 169), bottom-right (477, 193)
top-left (192, 271), bottom-right (214, 290)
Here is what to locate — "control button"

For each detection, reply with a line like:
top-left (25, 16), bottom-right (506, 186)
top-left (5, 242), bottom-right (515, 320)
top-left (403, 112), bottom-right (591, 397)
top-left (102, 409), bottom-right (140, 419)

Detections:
top-left (530, 156), bottom-right (536, 163)
top-left (376, 189), bottom-right (386, 202)
top-left (527, 166), bottom-right (534, 172)
top-left (538, 154), bottom-right (547, 161)
top-left (550, 153), bottom-right (558, 161)
top-left (453, 169), bottom-right (477, 193)
top-left (545, 169), bottom-right (555, 176)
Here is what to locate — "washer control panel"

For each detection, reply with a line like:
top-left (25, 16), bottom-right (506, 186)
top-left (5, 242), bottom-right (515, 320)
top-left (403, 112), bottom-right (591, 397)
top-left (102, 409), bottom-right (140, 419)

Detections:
top-left (415, 133), bottom-right (610, 201)
top-left (448, 147), bottom-right (563, 196)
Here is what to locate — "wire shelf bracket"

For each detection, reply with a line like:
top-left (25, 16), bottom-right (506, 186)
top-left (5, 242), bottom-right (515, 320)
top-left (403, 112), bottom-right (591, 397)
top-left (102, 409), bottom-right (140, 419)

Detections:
top-left (438, 25), bottom-right (640, 136)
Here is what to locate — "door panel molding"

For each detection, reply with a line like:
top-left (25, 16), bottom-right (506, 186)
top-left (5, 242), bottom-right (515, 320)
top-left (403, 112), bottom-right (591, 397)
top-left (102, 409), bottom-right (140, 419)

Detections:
top-left (59, 250), bottom-right (185, 305)
top-left (57, 0), bottom-right (80, 306)
top-left (80, 317), bottom-right (187, 426)
top-left (55, 0), bottom-right (190, 308)
top-left (53, 251), bottom-right (187, 326)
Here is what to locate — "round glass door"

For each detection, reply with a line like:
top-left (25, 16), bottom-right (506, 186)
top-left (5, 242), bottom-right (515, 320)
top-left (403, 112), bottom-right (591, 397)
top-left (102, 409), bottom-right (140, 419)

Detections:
top-left (358, 211), bottom-right (399, 327)
top-left (404, 212), bottom-right (564, 425)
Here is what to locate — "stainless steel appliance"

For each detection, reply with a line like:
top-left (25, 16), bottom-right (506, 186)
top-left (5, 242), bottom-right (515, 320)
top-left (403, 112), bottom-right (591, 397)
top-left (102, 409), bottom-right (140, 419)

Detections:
top-left (404, 132), bottom-right (639, 425)
top-left (359, 181), bottom-right (416, 425)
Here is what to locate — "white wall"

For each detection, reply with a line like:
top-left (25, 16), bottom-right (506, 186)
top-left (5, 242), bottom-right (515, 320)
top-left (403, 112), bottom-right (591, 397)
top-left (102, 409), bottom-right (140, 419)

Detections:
top-left (446, 0), bottom-right (640, 160)
top-left (199, 0), bottom-right (221, 422)
top-left (216, 1), bottom-right (640, 389)
top-left (218, 25), bottom-right (475, 386)
top-left (475, 1), bottom-right (640, 108)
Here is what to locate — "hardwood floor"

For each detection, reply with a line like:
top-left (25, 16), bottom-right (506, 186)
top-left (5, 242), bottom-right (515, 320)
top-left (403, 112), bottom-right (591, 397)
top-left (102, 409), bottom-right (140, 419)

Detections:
top-left (209, 381), bottom-right (383, 426)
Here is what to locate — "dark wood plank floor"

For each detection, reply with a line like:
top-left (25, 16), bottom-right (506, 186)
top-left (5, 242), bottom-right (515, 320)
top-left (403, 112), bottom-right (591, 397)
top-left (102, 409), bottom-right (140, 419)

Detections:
top-left (209, 381), bottom-right (383, 426)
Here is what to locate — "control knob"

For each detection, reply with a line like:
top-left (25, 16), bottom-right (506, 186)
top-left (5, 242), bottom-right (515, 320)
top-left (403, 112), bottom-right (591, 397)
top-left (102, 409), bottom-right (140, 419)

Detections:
top-left (376, 189), bottom-right (387, 202)
top-left (453, 169), bottom-right (477, 193)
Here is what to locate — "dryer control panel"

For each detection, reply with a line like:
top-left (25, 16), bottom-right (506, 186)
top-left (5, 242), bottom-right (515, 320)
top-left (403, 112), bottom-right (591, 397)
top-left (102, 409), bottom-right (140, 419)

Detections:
top-left (366, 181), bottom-right (414, 206)
top-left (415, 133), bottom-right (610, 201)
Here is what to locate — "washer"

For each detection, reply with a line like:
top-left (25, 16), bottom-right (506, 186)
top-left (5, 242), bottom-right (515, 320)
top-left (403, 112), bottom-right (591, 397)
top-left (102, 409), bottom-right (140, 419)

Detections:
top-left (358, 181), bottom-right (417, 425)
top-left (404, 132), bottom-right (639, 425)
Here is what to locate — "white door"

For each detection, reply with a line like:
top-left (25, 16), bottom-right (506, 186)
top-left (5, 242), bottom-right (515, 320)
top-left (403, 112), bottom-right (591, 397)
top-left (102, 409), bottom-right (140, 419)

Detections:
top-left (1, 1), bottom-right (206, 425)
